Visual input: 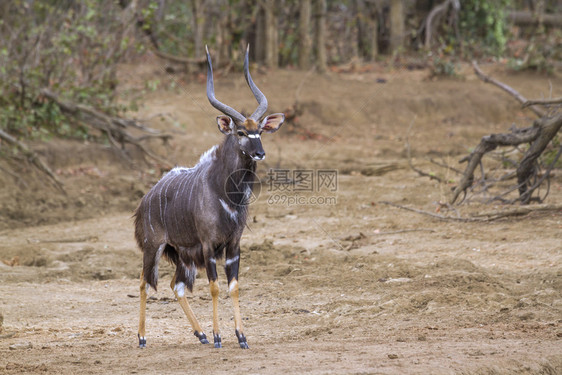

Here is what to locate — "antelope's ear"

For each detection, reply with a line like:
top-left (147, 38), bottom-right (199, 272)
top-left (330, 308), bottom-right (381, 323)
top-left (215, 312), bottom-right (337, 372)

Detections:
top-left (259, 113), bottom-right (285, 133)
top-left (217, 115), bottom-right (234, 134)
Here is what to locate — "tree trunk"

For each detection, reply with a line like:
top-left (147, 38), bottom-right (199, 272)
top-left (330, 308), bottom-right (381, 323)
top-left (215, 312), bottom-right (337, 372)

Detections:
top-left (256, 6), bottom-right (266, 63)
top-left (516, 114), bottom-right (562, 203)
top-left (314, 0), bottom-right (327, 73)
top-left (263, 0), bottom-right (278, 68)
top-left (370, 12), bottom-right (379, 60)
top-left (215, 0), bottom-right (230, 66)
top-left (508, 10), bottom-right (562, 27)
top-left (298, 0), bottom-right (312, 69)
top-left (389, 0), bottom-right (405, 53)
top-left (355, 0), bottom-right (378, 61)
top-left (354, 0), bottom-right (365, 59)
top-left (191, 0), bottom-right (204, 59)
top-left (256, 0), bottom-right (277, 67)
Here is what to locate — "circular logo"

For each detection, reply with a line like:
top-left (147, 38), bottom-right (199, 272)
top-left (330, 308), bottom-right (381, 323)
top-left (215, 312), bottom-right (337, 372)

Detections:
top-left (224, 169), bottom-right (262, 206)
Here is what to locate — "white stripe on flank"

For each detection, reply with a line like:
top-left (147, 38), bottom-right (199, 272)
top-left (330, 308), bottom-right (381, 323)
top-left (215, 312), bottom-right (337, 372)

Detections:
top-left (225, 255), bottom-right (239, 267)
top-left (147, 194), bottom-right (155, 234)
top-left (219, 199), bottom-right (238, 222)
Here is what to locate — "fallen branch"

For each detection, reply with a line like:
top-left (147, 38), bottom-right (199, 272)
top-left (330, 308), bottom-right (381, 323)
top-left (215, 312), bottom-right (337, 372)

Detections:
top-left (149, 46), bottom-right (206, 66)
top-left (0, 163), bottom-right (28, 188)
top-left (380, 201), bottom-right (562, 222)
top-left (523, 97), bottom-right (562, 108)
top-left (450, 124), bottom-right (541, 204)
top-left (374, 228), bottom-right (436, 235)
top-left (40, 88), bottom-right (173, 168)
top-left (508, 11), bottom-right (562, 28)
top-left (472, 203), bottom-right (562, 220)
top-left (472, 61), bottom-right (545, 117)
top-left (452, 64), bottom-right (561, 205)
top-left (428, 158), bottom-right (463, 175)
top-left (379, 201), bottom-right (484, 222)
top-left (27, 235), bottom-right (98, 244)
top-left (516, 115), bottom-right (562, 203)
top-left (406, 118), bottom-right (443, 182)
top-left (0, 129), bottom-right (65, 193)
top-left (407, 150), bottom-right (442, 182)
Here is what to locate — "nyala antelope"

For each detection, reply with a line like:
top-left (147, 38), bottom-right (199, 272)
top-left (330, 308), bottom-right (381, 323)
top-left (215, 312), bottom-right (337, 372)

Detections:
top-left (134, 46), bottom-right (284, 349)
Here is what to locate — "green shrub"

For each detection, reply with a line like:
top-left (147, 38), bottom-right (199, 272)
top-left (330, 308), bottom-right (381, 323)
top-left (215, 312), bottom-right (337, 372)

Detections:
top-left (458, 0), bottom-right (512, 56)
top-left (0, 0), bottom-right (135, 142)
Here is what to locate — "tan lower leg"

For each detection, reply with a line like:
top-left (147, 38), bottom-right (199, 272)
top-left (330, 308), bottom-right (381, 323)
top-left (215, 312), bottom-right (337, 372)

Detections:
top-left (177, 296), bottom-right (205, 333)
top-left (138, 271), bottom-right (147, 346)
top-left (229, 279), bottom-right (243, 334)
top-left (170, 278), bottom-right (204, 335)
top-left (210, 280), bottom-right (220, 335)
top-left (229, 279), bottom-right (248, 348)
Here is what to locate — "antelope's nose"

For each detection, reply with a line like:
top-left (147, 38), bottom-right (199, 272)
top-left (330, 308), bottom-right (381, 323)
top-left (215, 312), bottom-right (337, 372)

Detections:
top-left (254, 150), bottom-right (265, 160)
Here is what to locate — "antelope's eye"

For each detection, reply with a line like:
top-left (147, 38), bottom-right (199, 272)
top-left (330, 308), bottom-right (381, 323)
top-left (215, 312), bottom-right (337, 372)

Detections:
top-left (237, 130), bottom-right (246, 137)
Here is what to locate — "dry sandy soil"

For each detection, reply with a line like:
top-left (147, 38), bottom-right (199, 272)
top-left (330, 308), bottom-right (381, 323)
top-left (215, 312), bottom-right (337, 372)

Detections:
top-left (1, 58), bottom-right (561, 374)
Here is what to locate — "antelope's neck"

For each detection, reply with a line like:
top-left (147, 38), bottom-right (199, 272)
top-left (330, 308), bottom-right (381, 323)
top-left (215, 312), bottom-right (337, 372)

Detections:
top-left (211, 135), bottom-right (256, 207)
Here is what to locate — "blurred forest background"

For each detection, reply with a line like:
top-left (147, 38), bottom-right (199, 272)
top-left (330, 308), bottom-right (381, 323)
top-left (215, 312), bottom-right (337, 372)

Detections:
top-left (0, 0), bottom-right (560, 190)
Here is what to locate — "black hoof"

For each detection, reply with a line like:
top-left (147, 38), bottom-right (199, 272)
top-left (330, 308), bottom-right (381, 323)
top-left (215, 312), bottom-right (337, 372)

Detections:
top-left (235, 330), bottom-right (249, 349)
top-left (239, 341), bottom-right (249, 349)
top-left (194, 331), bottom-right (209, 344)
top-left (213, 333), bottom-right (222, 348)
top-left (138, 334), bottom-right (146, 348)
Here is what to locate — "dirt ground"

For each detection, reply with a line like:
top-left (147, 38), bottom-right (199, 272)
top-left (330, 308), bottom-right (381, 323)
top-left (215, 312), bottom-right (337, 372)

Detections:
top-left (1, 57), bottom-right (561, 374)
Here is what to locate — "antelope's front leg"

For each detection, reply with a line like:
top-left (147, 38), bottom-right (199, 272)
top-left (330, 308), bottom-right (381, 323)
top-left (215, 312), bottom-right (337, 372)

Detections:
top-left (225, 250), bottom-right (249, 349)
top-left (205, 254), bottom-right (222, 348)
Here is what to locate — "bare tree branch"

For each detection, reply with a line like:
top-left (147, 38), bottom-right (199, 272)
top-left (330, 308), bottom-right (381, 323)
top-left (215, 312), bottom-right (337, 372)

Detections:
top-left (472, 61), bottom-right (545, 117)
top-left (508, 11), bottom-right (562, 27)
top-left (406, 119), bottom-right (443, 182)
top-left (450, 125), bottom-right (541, 204)
top-left (516, 115), bottom-right (562, 203)
top-left (380, 201), bottom-right (562, 222)
top-left (425, 0), bottom-right (460, 49)
top-left (149, 46), bottom-right (206, 65)
top-left (40, 88), bottom-right (173, 169)
top-left (0, 129), bottom-right (65, 193)
top-left (379, 201), bottom-right (485, 222)
top-left (450, 63), bottom-right (562, 205)
top-left (472, 203), bottom-right (562, 219)
top-left (523, 97), bottom-right (562, 108)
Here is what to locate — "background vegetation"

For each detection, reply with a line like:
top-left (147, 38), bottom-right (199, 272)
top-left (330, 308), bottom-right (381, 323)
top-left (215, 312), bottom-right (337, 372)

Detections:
top-left (0, 0), bottom-right (560, 174)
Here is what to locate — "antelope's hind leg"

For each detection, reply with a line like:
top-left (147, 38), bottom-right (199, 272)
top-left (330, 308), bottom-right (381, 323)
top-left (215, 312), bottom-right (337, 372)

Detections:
top-left (138, 270), bottom-right (147, 348)
top-left (171, 262), bottom-right (209, 345)
top-left (137, 243), bottom-right (166, 348)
